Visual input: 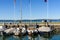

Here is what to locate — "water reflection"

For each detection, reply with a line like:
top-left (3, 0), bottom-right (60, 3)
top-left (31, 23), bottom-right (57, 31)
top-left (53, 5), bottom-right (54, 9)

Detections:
top-left (28, 35), bottom-right (38, 40)
top-left (0, 33), bottom-right (60, 40)
top-left (13, 35), bottom-right (28, 40)
top-left (0, 35), bottom-right (52, 40)
top-left (28, 34), bottom-right (52, 40)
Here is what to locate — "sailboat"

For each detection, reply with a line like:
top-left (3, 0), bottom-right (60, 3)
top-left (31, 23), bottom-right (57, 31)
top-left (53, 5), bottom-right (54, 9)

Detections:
top-left (27, 0), bottom-right (38, 36)
top-left (3, 24), bottom-right (15, 36)
top-left (37, 0), bottom-right (55, 37)
top-left (38, 20), bottom-right (55, 37)
top-left (13, 0), bottom-right (27, 36)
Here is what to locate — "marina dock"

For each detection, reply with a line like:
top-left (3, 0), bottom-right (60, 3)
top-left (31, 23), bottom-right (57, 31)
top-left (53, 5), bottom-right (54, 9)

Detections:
top-left (0, 19), bottom-right (60, 36)
top-left (0, 21), bottom-right (60, 30)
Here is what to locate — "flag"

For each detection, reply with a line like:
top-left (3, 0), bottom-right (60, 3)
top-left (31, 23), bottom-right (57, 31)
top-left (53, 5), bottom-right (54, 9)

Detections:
top-left (44, 0), bottom-right (47, 2)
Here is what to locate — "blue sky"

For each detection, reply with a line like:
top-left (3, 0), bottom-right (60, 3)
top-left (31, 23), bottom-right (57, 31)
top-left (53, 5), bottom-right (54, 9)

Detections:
top-left (0, 0), bottom-right (60, 20)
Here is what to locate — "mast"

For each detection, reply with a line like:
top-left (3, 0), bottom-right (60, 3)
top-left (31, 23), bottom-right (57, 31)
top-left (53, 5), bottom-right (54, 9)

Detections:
top-left (20, 0), bottom-right (22, 27)
top-left (46, 0), bottom-right (48, 26)
top-left (29, 0), bottom-right (31, 26)
top-left (44, 0), bottom-right (48, 26)
top-left (14, 0), bottom-right (16, 24)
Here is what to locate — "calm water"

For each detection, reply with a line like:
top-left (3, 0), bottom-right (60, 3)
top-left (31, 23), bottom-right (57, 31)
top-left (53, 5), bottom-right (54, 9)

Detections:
top-left (0, 34), bottom-right (60, 40)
